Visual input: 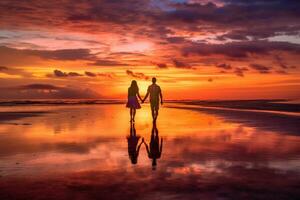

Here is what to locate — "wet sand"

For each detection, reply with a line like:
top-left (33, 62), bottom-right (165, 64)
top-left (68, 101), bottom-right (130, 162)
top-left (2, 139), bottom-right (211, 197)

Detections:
top-left (0, 103), bottom-right (299, 200)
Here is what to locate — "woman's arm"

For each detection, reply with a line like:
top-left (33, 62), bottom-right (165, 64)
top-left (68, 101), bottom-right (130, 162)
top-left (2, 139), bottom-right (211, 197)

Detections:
top-left (137, 89), bottom-right (143, 101)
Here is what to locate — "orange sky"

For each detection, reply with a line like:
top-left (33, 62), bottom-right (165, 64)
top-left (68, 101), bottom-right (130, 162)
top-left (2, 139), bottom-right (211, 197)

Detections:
top-left (0, 0), bottom-right (299, 99)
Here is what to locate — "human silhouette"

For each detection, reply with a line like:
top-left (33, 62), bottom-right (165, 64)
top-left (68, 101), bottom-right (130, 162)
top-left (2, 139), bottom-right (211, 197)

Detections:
top-left (127, 122), bottom-right (143, 164)
top-left (142, 77), bottom-right (163, 121)
top-left (126, 80), bottom-right (142, 122)
top-left (144, 121), bottom-right (163, 170)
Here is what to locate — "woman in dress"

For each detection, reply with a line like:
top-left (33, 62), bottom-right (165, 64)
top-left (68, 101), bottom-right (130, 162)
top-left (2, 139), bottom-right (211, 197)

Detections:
top-left (126, 80), bottom-right (142, 122)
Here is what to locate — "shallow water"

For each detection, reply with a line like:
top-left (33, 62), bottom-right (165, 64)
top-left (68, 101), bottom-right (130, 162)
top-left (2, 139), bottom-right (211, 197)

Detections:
top-left (0, 104), bottom-right (299, 199)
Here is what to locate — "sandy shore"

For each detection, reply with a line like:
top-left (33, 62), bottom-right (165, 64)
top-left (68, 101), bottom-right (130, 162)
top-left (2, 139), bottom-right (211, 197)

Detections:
top-left (0, 111), bottom-right (48, 122)
top-left (169, 104), bottom-right (300, 136)
top-left (0, 104), bottom-right (299, 200)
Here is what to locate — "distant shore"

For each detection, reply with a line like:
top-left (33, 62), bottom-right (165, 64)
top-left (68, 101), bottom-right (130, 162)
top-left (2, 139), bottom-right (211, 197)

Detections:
top-left (0, 99), bottom-right (299, 114)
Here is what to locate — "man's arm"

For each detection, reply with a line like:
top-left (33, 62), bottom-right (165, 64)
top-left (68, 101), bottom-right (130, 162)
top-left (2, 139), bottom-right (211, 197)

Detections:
top-left (143, 87), bottom-right (150, 102)
top-left (159, 87), bottom-right (163, 105)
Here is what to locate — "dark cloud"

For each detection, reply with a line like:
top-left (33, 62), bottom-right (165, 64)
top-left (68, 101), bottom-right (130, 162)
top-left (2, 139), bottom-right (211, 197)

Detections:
top-left (0, 0), bottom-right (299, 47)
top-left (165, 36), bottom-right (186, 44)
top-left (233, 67), bottom-right (248, 77)
top-left (0, 66), bottom-right (8, 70)
top-left (0, 0), bottom-right (299, 78)
top-left (109, 52), bottom-right (146, 57)
top-left (0, 83), bottom-right (100, 99)
top-left (18, 83), bottom-right (61, 90)
top-left (275, 70), bottom-right (288, 74)
top-left (85, 71), bottom-right (97, 77)
top-left (49, 70), bottom-right (115, 79)
top-left (273, 55), bottom-right (296, 70)
top-left (182, 41), bottom-right (300, 59)
top-left (90, 59), bottom-right (130, 67)
top-left (249, 63), bottom-right (271, 74)
top-left (217, 31), bottom-right (249, 41)
top-left (274, 55), bottom-right (288, 69)
top-left (216, 63), bottom-right (232, 70)
top-left (0, 46), bottom-right (95, 61)
top-left (34, 49), bottom-right (94, 60)
top-left (0, 65), bottom-right (32, 77)
top-left (156, 63), bottom-right (168, 69)
top-left (68, 72), bottom-right (82, 77)
top-left (53, 70), bottom-right (82, 77)
top-left (172, 59), bottom-right (192, 69)
top-left (97, 72), bottom-right (116, 79)
top-left (126, 70), bottom-right (149, 80)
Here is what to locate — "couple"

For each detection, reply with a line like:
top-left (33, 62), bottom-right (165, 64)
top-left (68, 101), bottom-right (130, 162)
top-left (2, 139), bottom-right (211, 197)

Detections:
top-left (126, 77), bottom-right (163, 122)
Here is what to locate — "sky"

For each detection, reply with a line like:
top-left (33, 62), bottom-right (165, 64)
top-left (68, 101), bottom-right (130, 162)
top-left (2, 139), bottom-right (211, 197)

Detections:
top-left (0, 0), bottom-right (299, 100)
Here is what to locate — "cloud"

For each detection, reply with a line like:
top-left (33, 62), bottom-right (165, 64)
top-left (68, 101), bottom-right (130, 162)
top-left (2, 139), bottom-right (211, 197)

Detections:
top-left (0, 0), bottom-right (299, 94)
top-left (18, 84), bottom-right (61, 90)
top-left (90, 59), bottom-right (131, 67)
top-left (233, 67), bottom-right (248, 77)
top-left (273, 55), bottom-right (296, 70)
top-left (172, 59), bottom-right (193, 69)
top-left (165, 36), bottom-right (186, 44)
top-left (0, 46), bottom-right (95, 60)
top-left (155, 63), bottom-right (168, 69)
top-left (0, 65), bottom-right (32, 77)
top-left (48, 70), bottom-right (116, 79)
top-left (85, 71), bottom-right (97, 77)
top-left (53, 69), bottom-right (82, 77)
top-left (216, 63), bottom-right (232, 70)
top-left (0, 66), bottom-right (8, 71)
top-left (126, 70), bottom-right (149, 80)
top-left (249, 63), bottom-right (271, 74)
top-left (0, 83), bottom-right (101, 99)
top-left (275, 70), bottom-right (288, 74)
top-left (182, 41), bottom-right (300, 59)
top-left (97, 72), bottom-right (116, 79)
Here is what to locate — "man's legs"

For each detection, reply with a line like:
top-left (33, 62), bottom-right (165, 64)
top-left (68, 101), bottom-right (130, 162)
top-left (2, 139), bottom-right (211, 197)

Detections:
top-left (151, 103), bottom-right (159, 121)
top-left (151, 105), bottom-right (155, 120)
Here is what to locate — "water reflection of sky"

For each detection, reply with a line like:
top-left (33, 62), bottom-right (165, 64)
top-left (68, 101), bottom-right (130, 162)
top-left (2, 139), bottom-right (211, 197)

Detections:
top-left (0, 104), bottom-right (299, 199)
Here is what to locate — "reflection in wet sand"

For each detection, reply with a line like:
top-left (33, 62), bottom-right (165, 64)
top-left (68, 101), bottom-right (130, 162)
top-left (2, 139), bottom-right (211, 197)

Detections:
top-left (144, 121), bottom-right (163, 170)
top-left (0, 104), bottom-right (299, 199)
top-left (127, 122), bottom-right (143, 164)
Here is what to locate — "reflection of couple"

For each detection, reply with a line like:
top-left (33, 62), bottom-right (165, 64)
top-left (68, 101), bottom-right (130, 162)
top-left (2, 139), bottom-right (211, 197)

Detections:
top-left (127, 121), bottom-right (163, 169)
top-left (126, 77), bottom-right (163, 122)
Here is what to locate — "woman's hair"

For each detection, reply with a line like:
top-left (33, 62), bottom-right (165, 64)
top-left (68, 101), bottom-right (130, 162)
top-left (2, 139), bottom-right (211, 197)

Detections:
top-left (130, 80), bottom-right (139, 92)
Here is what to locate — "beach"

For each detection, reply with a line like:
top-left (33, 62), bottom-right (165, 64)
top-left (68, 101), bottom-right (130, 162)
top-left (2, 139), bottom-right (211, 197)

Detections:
top-left (0, 102), bottom-right (299, 199)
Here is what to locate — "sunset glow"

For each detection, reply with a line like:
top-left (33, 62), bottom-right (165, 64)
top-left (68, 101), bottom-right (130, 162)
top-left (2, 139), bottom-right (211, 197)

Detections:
top-left (0, 0), bottom-right (299, 100)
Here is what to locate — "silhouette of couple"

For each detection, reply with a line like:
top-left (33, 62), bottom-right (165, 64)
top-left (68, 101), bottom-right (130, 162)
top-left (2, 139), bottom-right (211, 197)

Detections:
top-left (126, 77), bottom-right (163, 122)
top-left (127, 121), bottom-right (163, 170)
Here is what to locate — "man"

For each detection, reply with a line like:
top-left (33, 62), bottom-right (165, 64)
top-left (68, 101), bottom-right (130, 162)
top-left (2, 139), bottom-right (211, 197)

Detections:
top-left (142, 77), bottom-right (163, 121)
